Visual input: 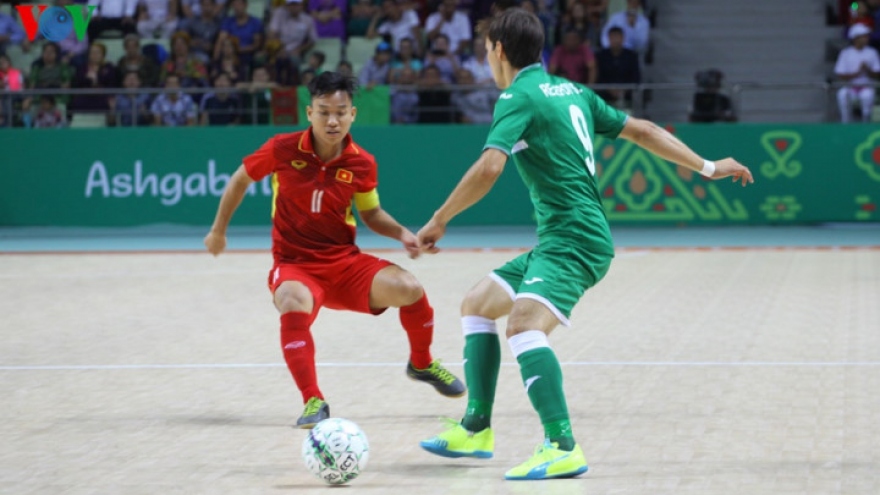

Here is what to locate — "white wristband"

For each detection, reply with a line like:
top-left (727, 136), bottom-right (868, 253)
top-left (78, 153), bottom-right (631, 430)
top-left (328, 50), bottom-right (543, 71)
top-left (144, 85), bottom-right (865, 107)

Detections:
top-left (700, 159), bottom-right (716, 178)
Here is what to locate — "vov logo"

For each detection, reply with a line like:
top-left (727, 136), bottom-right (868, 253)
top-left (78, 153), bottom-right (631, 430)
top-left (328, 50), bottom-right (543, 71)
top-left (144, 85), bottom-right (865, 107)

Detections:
top-left (16, 4), bottom-right (95, 42)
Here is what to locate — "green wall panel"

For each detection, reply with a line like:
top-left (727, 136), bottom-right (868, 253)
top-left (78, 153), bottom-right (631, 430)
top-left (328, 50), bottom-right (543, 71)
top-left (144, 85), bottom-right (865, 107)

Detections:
top-left (1, 124), bottom-right (879, 227)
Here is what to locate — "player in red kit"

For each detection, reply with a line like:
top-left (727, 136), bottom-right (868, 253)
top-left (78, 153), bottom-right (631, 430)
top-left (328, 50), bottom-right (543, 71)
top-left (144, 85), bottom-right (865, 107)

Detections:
top-left (204, 72), bottom-right (465, 428)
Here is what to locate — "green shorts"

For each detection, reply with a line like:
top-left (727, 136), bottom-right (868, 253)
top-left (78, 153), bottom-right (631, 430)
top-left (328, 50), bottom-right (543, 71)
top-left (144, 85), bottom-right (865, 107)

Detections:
top-left (489, 241), bottom-right (613, 326)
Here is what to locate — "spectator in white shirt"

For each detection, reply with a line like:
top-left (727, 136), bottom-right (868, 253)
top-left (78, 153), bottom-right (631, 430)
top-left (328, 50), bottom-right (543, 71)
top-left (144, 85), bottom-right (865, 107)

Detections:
top-left (87, 0), bottom-right (138, 40)
top-left (600, 0), bottom-right (650, 54)
top-left (836, 23), bottom-right (880, 123)
top-left (137, 0), bottom-right (179, 39)
top-left (425, 0), bottom-right (471, 55)
top-left (461, 37), bottom-right (492, 84)
top-left (367, 0), bottom-right (422, 54)
top-left (268, 0), bottom-right (318, 64)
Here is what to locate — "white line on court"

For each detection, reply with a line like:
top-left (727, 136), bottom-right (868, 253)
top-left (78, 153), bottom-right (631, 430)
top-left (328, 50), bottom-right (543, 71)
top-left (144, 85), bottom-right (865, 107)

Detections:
top-left (1, 361), bottom-right (879, 371)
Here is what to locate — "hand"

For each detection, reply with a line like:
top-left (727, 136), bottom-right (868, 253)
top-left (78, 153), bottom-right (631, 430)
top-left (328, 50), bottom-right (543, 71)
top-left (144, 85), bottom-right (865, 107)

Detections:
top-left (711, 158), bottom-right (754, 186)
top-left (416, 217), bottom-right (446, 254)
top-left (204, 230), bottom-right (227, 256)
top-left (400, 229), bottom-right (421, 259)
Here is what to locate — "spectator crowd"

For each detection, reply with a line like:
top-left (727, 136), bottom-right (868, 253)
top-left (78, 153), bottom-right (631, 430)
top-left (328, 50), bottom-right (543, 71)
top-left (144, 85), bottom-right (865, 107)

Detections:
top-left (0, 0), bottom-right (650, 127)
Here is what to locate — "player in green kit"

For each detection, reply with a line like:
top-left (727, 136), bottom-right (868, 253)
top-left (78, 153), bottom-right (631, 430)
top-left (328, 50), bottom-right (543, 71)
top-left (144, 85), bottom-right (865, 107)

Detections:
top-left (416, 8), bottom-right (754, 481)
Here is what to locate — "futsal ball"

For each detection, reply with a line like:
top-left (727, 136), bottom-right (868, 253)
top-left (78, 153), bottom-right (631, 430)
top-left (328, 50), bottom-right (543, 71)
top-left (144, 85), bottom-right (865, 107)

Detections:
top-left (301, 418), bottom-right (369, 485)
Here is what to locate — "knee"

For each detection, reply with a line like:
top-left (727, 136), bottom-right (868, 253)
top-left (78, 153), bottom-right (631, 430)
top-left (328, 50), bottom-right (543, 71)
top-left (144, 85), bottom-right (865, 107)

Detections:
top-left (505, 314), bottom-right (530, 339)
top-left (394, 272), bottom-right (425, 306)
top-left (275, 282), bottom-right (314, 314)
top-left (460, 289), bottom-right (485, 316)
top-left (460, 284), bottom-right (496, 317)
top-left (461, 278), bottom-right (513, 319)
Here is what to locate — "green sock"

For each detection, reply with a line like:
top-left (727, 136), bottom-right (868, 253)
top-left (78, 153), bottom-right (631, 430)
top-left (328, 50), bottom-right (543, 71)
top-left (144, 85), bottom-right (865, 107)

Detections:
top-left (516, 347), bottom-right (576, 451)
top-left (460, 332), bottom-right (501, 432)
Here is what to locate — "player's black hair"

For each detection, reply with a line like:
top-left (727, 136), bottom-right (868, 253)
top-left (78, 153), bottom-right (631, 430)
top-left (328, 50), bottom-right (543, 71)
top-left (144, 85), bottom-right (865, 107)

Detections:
top-left (480, 8), bottom-right (543, 69)
top-left (608, 26), bottom-right (624, 36)
top-left (307, 71), bottom-right (358, 100)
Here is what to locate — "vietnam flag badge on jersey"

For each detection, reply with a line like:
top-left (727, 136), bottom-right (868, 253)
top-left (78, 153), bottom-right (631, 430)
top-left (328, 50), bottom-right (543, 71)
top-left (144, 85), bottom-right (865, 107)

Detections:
top-left (336, 169), bottom-right (354, 183)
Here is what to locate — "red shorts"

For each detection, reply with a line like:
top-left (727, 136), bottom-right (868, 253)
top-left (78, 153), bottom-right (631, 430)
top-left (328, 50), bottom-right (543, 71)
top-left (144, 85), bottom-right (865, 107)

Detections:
top-left (267, 253), bottom-right (393, 315)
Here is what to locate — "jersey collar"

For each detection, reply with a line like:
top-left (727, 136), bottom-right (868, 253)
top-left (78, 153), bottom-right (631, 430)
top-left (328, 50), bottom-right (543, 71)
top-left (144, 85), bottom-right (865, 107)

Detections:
top-left (511, 63), bottom-right (543, 85)
top-left (298, 127), bottom-right (360, 157)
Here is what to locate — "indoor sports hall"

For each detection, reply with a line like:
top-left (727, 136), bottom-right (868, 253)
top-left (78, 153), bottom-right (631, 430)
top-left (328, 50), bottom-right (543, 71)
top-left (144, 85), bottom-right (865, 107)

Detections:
top-left (2, 0), bottom-right (880, 493)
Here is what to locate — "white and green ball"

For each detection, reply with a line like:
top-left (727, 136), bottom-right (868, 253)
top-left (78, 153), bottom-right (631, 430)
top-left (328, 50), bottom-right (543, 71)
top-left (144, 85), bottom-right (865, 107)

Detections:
top-left (302, 418), bottom-right (369, 485)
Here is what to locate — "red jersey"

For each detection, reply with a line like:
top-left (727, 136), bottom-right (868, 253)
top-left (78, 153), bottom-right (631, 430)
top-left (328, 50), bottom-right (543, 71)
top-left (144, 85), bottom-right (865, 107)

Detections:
top-left (243, 129), bottom-right (379, 264)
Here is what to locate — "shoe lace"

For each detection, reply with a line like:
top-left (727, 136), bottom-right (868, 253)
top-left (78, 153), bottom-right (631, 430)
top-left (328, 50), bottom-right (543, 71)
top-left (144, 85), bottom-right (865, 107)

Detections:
top-left (531, 440), bottom-right (560, 458)
top-left (427, 361), bottom-right (457, 385)
top-left (303, 397), bottom-right (324, 416)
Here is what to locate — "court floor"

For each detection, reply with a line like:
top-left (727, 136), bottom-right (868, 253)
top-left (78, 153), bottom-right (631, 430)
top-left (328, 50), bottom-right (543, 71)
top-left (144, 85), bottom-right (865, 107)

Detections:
top-left (1, 227), bottom-right (879, 494)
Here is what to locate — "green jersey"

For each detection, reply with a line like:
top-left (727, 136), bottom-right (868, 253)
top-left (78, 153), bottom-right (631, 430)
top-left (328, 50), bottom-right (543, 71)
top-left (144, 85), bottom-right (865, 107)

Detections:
top-left (484, 64), bottom-right (628, 255)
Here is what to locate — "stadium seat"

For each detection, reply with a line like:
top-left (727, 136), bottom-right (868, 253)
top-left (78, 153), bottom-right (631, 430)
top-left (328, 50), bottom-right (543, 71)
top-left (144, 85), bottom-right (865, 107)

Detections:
top-left (5, 43), bottom-right (44, 75)
top-left (312, 38), bottom-right (343, 72)
top-left (97, 30), bottom-right (125, 39)
top-left (247, 0), bottom-right (266, 21)
top-left (345, 37), bottom-right (381, 76)
top-left (70, 113), bottom-right (108, 128)
top-left (101, 39), bottom-right (127, 68)
top-left (608, 0), bottom-right (628, 15)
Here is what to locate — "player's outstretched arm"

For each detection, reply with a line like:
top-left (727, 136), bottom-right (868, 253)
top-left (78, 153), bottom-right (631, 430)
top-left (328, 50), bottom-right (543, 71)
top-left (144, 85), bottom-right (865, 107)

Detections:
top-left (359, 206), bottom-right (421, 259)
top-left (204, 165), bottom-right (255, 256)
top-left (417, 148), bottom-right (508, 253)
top-left (619, 117), bottom-right (754, 186)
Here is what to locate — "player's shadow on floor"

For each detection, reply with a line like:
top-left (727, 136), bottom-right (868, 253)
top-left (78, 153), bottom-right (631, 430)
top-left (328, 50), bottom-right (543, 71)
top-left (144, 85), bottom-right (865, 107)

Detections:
top-left (274, 484), bottom-right (355, 490)
top-left (164, 414), bottom-right (289, 428)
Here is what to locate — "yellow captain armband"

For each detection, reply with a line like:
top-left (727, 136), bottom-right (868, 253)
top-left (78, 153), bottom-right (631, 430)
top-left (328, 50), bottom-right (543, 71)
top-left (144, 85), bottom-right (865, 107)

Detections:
top-left (354, 189), bottom-right (380, 211)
